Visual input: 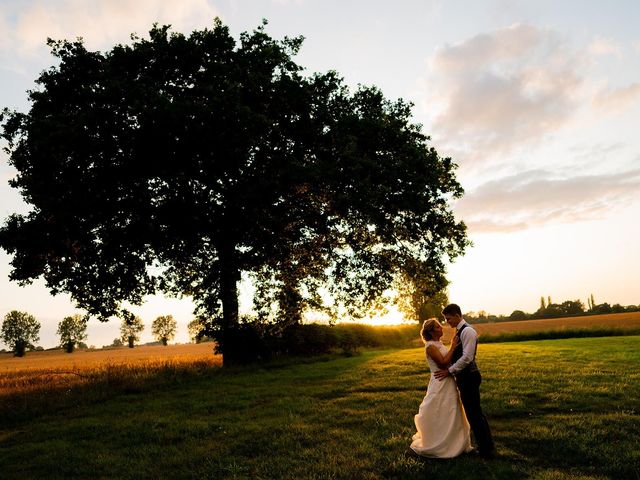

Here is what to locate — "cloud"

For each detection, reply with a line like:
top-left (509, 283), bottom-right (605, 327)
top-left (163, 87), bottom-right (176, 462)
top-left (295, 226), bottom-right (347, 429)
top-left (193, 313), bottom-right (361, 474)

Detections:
top-left (455, 168), bottom-right (640, 233)
top-left (421, 24), bottom-right (585, 166)
top-left (587, 36), bottom-right (622, 57)
top-left (1, 0), bottom-right (219, 54)
top-left (593, 83), bottom-right (640, 114)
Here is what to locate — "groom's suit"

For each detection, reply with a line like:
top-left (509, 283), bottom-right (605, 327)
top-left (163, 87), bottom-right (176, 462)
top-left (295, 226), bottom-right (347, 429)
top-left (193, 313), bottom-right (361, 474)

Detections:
top-left (449, 320), bottom-right (494, 457)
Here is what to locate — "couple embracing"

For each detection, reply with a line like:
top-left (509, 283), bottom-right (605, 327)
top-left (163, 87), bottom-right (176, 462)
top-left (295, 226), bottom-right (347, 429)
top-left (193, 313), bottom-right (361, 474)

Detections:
top-left (410, 304), bottom-right (495, 459)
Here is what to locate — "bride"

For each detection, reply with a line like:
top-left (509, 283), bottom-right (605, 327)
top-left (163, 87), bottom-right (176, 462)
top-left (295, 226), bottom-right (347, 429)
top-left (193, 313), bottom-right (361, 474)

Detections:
top-left (410, 318), bottom-right (472, 458)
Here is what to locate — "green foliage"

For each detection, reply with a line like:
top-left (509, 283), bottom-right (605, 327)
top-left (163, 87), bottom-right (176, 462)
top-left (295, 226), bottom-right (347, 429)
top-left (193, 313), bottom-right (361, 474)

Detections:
top-left (1, 310), bottom-right (40, 357)
top-left (0, 19), bottom-right (468, 365)
top-left (393, 269), bottom-right (449, 322)
top-left (211, 320), bottom-right (420, 363)
top-left (119, 314), bottom-right (144, 348)
top-left (56, 314), bottom-right (87, 353)
top-left (508, 309), bottom-right (527, 320)
top-left (151, 315), bottom-right (176, 346)
top-left (1, 337), bottom-right (639, 479)
top-left (187, 318), bottom-right (205, 343)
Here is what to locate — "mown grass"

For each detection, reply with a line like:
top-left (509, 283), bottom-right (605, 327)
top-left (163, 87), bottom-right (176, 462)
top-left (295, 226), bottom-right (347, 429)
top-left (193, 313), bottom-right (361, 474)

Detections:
top-left (1, 337), bottom-right (639, 479)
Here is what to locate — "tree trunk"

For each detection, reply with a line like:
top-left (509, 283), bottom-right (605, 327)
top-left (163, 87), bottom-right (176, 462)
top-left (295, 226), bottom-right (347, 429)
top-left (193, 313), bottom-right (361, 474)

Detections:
top-left (14, 340), bottom-right (26, 357)
top-left (162, 338), bottom-right (168, 346)
top-left (219, 238), bottom-right (240, 366)
top-left (65, 342), bottom-right (75, 353)
top-left (128, 336), bottom-right (134, 348)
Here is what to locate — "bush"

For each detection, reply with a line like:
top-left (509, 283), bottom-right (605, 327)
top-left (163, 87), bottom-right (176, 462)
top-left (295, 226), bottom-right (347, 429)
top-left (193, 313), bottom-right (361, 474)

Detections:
top-left (212, 320), bottom-right (421, 364)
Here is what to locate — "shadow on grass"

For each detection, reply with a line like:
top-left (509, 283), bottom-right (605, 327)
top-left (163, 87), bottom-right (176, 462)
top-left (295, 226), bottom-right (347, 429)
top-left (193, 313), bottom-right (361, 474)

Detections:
top-left (0, 350), bottom-right (383, 430)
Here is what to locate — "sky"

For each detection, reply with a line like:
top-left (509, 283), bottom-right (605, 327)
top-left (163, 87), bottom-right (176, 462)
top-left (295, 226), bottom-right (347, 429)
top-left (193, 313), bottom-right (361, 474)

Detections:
top-left (1, 0), bottom-right (639, 348)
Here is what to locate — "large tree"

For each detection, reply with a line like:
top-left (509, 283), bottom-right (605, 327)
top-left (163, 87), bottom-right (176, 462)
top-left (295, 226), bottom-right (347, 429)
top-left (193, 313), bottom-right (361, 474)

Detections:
top-left (0, 20), bottom-right (468, 364)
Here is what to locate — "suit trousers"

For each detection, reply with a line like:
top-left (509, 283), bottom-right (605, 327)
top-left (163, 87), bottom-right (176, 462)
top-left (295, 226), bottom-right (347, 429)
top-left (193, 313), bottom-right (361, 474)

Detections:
top-left (455, 369), bottom-right (494, 455)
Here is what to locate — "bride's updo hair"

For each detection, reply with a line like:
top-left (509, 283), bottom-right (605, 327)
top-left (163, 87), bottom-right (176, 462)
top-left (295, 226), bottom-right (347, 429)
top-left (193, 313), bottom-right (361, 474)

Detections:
top-left (420, 318), bottom-right (439, 343)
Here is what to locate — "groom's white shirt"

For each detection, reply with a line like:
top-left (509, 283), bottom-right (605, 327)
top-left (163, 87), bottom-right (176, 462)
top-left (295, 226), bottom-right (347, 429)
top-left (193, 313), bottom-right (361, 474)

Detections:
top-left (449, 319), bottom-right (478, 375)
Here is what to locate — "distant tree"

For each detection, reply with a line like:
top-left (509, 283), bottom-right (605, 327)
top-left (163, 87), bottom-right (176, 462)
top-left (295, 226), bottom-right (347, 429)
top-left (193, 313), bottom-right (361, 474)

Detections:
top-left (509, 310), bottom-right (528, 321)
top-left (56, 314), bottom-right (88, 353)
top-left (611, 303), bottom-right (625, 314)
top-left (188, 318), bottom-right (205, 343)
top-left (120, 314), bottom-right (144, 348)
top-left (590, 294), bottom-right (596, 311)
top-left (559, 300), bottom-right (585, 317)
top-left (1, 310), bottom-right (40, 357)
top-left (110, 338), bottom-right (124, 347)
top-left (540, 296), bottom-right (546, 310)
top-left (592, 303), bottom-right (612, 315)
top-left (548, 296), bottom-right (552, 306)
top-left (152, 315), bottom-right (177, 346)
top-left (393, 266), bottom-right (449, 323)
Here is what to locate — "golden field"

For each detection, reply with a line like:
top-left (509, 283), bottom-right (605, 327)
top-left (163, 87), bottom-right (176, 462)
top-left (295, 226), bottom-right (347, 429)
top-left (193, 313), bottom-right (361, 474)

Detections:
top-left (0, 342), bottom-right (221, 398)
top-left (474, 311), bottom-right (640, 333)
top-left (0, 341), bottom-right (220, 372)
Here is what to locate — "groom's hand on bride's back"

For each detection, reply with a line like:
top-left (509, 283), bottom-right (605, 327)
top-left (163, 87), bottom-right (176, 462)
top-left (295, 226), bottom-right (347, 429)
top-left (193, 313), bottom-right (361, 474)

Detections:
top-left (434, 369), bottom-right (451, 380)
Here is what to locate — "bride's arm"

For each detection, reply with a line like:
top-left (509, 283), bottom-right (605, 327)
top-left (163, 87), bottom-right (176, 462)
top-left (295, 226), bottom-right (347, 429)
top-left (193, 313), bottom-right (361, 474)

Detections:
top-left (427, 336), bottom-right (459, 370)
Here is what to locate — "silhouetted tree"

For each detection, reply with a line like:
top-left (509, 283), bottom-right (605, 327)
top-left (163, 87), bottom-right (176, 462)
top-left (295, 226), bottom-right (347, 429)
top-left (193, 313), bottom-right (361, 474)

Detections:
top-left (188, 318), bottom-right (205, 343)
top-left (120, 313), bottom-right (144, 348)
top-left (510, 310), bottom-right (528, 321)
top-left (540, 296), bottom-right (546, 310)
top-left (56, 314), bottom-right (88, 353)
top-left (559, 300), bottom-right (584, 316)
top-left (393, 260), bottom-right (449, 323)
top-left (152, 315), bottom-right (176, 346)
top-left (1, 310), bottom-right (40, 357)
top-left (0, 20), bottom-right (468, 364)
top-left (611, 303), bottom-right (625, 314)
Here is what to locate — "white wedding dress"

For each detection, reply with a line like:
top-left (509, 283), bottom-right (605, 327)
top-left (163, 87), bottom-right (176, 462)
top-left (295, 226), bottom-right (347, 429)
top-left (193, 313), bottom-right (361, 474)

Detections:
top-left (410, 340), bottom-right (472, 458)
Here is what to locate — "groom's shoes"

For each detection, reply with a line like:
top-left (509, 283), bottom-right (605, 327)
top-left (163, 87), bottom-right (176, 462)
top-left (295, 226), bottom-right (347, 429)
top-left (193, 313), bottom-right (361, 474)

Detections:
top-left (479, 448), bottom-right (496, 460)
top-left (467, 448), bottom-right (496, 460)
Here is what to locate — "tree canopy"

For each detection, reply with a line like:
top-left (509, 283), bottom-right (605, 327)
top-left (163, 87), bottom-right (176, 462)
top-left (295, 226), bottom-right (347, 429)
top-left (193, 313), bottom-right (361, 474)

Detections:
top-left (151, 315), bottom-right (177, 346)
top-left (56, 313), bottom-right (88, 353)
top-left (120, 314), bottom-right (144, 348)
top-left (0, 20), bottom-right (468, 364)
top-left (1, 310), bottom-right (40, 357)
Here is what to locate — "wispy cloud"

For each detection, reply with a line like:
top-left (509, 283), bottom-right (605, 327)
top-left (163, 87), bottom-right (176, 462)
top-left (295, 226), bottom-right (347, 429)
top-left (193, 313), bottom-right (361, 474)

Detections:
top-left (421, 24), bottom-right (585, 167)
top-left (455, 168), bottom-right (640, 233)
top-left (1, 0), bottom-right (219, 54)
top-left (593, 82), bottom-right (640, 114)
top-left (587, 36), bottom-right (622, 57)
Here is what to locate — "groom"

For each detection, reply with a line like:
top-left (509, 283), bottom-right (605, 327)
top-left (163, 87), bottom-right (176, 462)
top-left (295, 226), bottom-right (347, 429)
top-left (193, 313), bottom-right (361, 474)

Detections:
top-left (434, 304), bottom-right (495, 458)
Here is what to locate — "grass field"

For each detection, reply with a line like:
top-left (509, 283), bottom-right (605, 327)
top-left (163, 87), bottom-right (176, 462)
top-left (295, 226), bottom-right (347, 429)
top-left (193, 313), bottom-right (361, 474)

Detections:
top-left (1, 336), bottom-right (639, 479)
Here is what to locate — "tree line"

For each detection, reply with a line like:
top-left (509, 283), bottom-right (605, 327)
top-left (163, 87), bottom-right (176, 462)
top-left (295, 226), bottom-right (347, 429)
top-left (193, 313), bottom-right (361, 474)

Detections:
top-left (465, 294), bottom-right (640, 324)
top-left (0, 310), bottom-right (194, 356)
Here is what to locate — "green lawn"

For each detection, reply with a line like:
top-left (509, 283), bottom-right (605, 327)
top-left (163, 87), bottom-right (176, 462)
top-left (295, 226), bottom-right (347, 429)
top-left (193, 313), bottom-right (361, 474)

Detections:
top-left (1, 337), bottom-right (639, 479)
